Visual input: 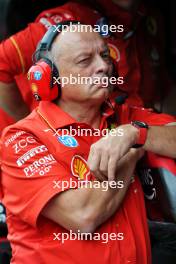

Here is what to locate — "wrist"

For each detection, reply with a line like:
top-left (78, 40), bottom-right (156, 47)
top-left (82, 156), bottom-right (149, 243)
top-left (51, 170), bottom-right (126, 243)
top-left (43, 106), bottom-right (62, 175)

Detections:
top-left (131, 121), bottom-right (149, 148)
top-left (126, 124), bottom-right (139, 146)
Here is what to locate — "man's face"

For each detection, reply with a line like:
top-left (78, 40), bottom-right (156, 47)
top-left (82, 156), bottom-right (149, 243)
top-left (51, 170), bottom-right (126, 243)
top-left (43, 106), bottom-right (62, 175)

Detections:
top-left (54, 30), bottom-right (113, 105)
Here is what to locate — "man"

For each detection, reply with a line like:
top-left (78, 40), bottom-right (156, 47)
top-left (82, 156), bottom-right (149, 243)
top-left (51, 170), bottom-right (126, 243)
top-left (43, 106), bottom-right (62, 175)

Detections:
top-left (0, 0), bottom-right (169, 121)
top-left (0, 25), bottom-right (151, 264)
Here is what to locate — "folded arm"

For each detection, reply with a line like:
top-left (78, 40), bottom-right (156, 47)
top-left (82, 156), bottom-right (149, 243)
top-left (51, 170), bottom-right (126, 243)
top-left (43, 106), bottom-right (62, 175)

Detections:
top-left (42, 149), bottom-right (141, 233)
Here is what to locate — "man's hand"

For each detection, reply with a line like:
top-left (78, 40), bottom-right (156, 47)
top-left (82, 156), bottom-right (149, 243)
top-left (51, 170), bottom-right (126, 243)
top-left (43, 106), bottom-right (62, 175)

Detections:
top-left (115, 148), bottom-right (145, 179)
top-left (87, 124), bottom-right (139, 181)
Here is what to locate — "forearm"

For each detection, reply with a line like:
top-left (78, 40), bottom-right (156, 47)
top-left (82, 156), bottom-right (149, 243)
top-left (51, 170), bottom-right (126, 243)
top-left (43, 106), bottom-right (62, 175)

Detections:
top-left (46, 178), bottom-right (131, 233)
top-left (143, 125), bottom-right (176, 158)
top-left (0, 82), bottom-right (30, 120)
top-left (121, 123), bottom-right (176, 158)
top-left (83, 175), bottom-right (131, 231)
top-left (42, 151), bottom-right (137, 232)
top-left (84, 152), bottom-right (137, 230)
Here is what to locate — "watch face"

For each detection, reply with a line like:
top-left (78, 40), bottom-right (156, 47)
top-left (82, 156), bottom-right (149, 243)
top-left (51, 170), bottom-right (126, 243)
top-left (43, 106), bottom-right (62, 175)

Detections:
top-left (133, 121), bottom-right (148, 128)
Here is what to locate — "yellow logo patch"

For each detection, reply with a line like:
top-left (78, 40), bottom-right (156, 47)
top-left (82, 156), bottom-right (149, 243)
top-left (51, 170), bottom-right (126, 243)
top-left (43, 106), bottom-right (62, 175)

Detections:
top-left (71, 155), bottom-right (90, 180)
top-left (108, 43), bottom-right (120, 62)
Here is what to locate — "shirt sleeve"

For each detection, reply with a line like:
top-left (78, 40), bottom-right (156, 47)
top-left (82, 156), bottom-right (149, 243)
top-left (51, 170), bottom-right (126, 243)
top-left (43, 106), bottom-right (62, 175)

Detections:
top-left (0, 22), bottom-right (46, 83)
top-left (130, 107), bottom-right (176, 126)
top-left (146, 113), bottom-right (176, 126)
top-left (1, 129), bottom-right (75, 227)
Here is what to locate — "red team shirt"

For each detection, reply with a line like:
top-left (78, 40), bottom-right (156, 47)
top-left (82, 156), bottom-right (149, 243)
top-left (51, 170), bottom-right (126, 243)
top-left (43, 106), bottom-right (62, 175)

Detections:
top-left (1, 93), bottom-right (175, 264)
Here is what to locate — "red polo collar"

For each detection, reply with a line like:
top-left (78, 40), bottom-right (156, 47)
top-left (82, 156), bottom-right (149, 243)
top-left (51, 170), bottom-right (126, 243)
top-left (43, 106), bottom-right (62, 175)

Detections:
top-left (37, 100), bottom-right (115, 130)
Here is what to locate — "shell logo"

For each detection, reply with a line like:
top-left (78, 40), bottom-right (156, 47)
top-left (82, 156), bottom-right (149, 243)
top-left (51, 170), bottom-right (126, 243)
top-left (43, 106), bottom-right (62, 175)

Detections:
top-left (108, 43), bottom-right (120, 62)
top-left (71, 155), bottom-right (90, 180)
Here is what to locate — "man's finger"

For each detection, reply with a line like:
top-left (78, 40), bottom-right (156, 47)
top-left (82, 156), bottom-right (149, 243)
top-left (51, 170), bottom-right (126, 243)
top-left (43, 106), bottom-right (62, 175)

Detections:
top-left (108, 157), bottom-right (118, 181)
top-left (87, 149), bottom-right (101, 173)
top-left (99, 152), bottom-right (109, 175)
top-left (94, 170), bottom-right (107, 182)
top-left (87, 147), bottom-right (95, 164)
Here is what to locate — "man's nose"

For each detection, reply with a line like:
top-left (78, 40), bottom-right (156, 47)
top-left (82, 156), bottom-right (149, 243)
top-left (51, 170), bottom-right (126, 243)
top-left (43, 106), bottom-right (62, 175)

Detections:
top-left (95, 55), bottom-right (110, 74)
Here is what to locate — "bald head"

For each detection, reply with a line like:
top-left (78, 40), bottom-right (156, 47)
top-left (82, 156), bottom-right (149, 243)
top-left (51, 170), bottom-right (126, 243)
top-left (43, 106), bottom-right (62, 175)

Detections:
top-left (50, 25), bottom-right (108, 67)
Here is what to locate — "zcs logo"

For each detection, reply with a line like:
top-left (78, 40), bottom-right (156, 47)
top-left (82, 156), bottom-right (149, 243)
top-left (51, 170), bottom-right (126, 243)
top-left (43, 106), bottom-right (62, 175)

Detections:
top-left (12, 136), bottom-right (36, 154)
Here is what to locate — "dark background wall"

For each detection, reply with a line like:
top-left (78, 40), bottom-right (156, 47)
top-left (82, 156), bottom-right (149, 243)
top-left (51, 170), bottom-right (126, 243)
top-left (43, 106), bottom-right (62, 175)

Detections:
top-left (0, 0), bottom-right (67, 40)
top-left (146, 0), bottom-right (176, 79)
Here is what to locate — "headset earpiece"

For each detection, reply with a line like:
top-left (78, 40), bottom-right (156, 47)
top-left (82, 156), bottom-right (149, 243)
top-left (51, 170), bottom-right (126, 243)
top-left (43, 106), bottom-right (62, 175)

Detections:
top-left (27, 59), bottom-right (60, 101)
top-left (28, 20), bottom-right (80, 101)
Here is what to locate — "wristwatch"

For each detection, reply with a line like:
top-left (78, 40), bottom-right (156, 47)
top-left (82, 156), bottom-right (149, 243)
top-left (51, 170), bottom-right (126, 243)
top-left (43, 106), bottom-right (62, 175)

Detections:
top-left (131, 120), bottom-right (149, 148)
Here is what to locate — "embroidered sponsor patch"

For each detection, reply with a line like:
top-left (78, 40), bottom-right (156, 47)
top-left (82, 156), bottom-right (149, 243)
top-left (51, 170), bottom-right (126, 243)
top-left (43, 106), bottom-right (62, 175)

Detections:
top-left (12, 136), bottom-right (37, 154)
top-left (71, 155), bottom-right (90, 180)
top-left (34, 71), bottom-right (42, 81)
top-left (23, 154), bottom-right (56, 177)
top-left (108, 43), bottom-right (120, 62)
top-left (57, 135), bottom-right (78, 148)
top-left (4, 131), bottom-right (26, 147)
top-left (16, 145), bottom-right (48, 167)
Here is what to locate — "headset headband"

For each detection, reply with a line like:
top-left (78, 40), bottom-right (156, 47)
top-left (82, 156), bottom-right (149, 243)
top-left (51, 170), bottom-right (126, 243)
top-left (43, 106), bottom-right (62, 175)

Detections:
top-left (35, 20), bottom-right (80, 61)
